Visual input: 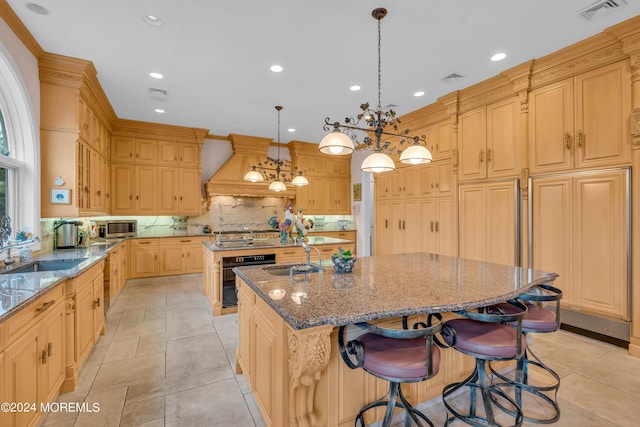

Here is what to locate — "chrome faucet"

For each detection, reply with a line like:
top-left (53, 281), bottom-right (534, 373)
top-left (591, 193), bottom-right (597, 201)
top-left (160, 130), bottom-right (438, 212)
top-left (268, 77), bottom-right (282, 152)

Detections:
top-left (0, 237), bottom-right (40, 265)
top-left (242, 226), bottom-right (254, 241)
top-left (301, 241), bottom-right (322, 269)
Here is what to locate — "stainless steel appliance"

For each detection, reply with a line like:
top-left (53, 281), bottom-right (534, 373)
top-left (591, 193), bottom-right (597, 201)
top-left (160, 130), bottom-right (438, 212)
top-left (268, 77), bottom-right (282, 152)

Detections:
top-left (221, 254), bottom-right (276, 308)
top-left (54, 220), bottom-right (83, 248)
top-left (95, 220), bottom-right (137, 239)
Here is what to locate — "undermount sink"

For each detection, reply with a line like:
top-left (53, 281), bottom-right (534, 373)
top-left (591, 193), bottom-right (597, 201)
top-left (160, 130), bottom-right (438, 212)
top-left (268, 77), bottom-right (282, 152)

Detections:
top-left (263, 264), bottom-right (322, 276)
top-left (2, 258), bottom-right (88, 274)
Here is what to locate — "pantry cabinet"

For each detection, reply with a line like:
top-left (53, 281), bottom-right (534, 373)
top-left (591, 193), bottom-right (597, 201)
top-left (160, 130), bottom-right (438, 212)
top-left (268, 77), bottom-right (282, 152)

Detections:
top-left (529, 60), bottom-right (631, 174)
top-left (420, 198), bottom-right (456, 257)
top-left (530, 170), bottom-right (628, 320)
top-left (458, 181), bottom-right (520, 266)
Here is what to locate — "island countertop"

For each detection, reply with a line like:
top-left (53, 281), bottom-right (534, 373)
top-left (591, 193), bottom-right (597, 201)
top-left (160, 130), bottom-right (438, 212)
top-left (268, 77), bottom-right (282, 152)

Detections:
top-left (233, 252), bottom-right (559, 330)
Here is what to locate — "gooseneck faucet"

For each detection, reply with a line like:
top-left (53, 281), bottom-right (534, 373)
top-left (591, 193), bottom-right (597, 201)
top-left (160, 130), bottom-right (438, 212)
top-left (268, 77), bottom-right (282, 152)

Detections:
top-left (301, 241), bottom-right (322, 269)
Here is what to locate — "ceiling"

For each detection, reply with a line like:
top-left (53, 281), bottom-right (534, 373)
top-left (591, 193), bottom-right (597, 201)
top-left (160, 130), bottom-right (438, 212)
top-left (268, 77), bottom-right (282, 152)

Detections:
top-left (6, 0), bottom-right (640, 144)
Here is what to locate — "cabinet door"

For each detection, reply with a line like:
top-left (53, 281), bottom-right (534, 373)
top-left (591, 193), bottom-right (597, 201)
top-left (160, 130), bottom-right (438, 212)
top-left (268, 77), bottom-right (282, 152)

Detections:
top-left (130, 242), bottom-right (158, 278)
top-left (157, 167), bottom-right (178, 214)
top-left (390, 200), bottom-right (404, 254)
top-left (375, 200), bottom-right (391, 255)
top-left (135, 166), bottom-right (157, 214)
top-left (75, 282), bottom-right (94, 366)
top-left (402, 167), bottom-right (419, 198)
top-left (77, 96), bottom-right (91, 141)
top-left (529, 80), bottom-right (573, 173)
top-left (435, 120), bottom-right (453, 160)
top-left (112, 137), bottom-right (134, 162)
top-left (419, 164), bottom-right (435, 198)
top-left (5, 327), bottom-right (41, 427)
top-left (185, 242), bottom-right (204, 273)
top-left (135, 138), bottom-right (157, 164)
top-left (157, 140), bottom-right (179, 165)
top-left (574, 61), bottom-right (631, 169)
top-left (334, 179), bottom-right (350, 214)
top-left (159, 245), bottom-right (185, 276)
top-left (375, 173), bottom-right (391, 200)
top-left (178, 168), bottom-right (201, 215)
top-left (77, 141), bottom-right (90, 211)
top-left (485, 182), bottom-right (518, 266)
top-left (459, 108), bottom-right (487, 180)
top-left (41, 301), bottom-right (65, 403)
top-left (103, 155), bottom-right (111, 211)
top-left (486, 97), bottom-right (521, 178)
top-left (420, 199), bottom-right (436, 254)
top-left (573, 171), bottom-right (628, 319)
top-left (458, 184), bottom-right (486, 262)
top-left (531, 177), bottom-right (574, 305)
top-left (92, 274), bottom-right (105, 340)
top-left (435, 160), bottom-right (453, 197)
top-left (294, 183), bottom-right (313, 212)
top-left (111, 163), bottom-right (134, 215)
top-left (403, 200), bottom-right (421, 254)
top-left (390, 169), bottom-right (402, 198)
top-left (179, 143), bottom-right (200, 167)
top-left (435, 197), bottom-right (457, 257)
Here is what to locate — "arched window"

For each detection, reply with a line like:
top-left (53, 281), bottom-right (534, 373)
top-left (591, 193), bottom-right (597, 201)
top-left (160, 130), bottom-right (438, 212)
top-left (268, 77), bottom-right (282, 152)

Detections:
top-left (0, 42), bottom-right (40, 241)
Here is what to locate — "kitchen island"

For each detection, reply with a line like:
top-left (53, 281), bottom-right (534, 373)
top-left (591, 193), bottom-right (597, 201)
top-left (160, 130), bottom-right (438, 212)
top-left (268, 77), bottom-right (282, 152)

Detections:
top-left (233, 253), bottom-right (558, 427)
top-left (202, 236), bottom-right (355, 316)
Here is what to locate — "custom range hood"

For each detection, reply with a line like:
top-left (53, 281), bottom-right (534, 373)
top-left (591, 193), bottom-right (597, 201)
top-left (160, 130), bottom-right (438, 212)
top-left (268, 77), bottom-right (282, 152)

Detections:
top-left (205, 134), bottom-right (296, 198)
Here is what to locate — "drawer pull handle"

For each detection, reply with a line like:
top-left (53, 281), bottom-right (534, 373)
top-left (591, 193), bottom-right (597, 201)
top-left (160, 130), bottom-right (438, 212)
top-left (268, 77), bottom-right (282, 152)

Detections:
top-left (47, 342), bottom-right (53, 357)
top-left (36, 300), bottom-right (55, 314)
top-left (93, 298), bottom-right (101, 308)
top-left (564, 132), bottom-right (571, 149)
top-left (139, 241), bottom-right (151, 245)
top-left (40, 349), bottom-right (47, 364)
top-left (180, 239), bottom-right (191, 243)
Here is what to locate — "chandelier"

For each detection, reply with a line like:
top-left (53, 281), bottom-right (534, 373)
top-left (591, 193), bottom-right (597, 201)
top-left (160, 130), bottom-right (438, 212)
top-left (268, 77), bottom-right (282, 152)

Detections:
top-left (243, 106), bottom-right (309, 192)
top-left (318, 8), bottom-right (432, 173)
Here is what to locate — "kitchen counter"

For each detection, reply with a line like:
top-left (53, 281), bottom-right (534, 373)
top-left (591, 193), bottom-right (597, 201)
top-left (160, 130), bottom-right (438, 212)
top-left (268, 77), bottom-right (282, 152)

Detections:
top-left (234, 252), bottom-right (559, 330)
top-left (203, 235), bottom-right (352, 252)
top-left (0, 241), bottom-right (122, 323)
top-left (235, 253), bottom-right (559, 426)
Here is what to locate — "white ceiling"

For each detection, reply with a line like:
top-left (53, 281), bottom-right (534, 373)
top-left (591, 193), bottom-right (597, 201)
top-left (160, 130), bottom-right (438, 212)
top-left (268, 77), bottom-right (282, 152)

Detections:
top-left (7, 0), bottom-right (640, 144)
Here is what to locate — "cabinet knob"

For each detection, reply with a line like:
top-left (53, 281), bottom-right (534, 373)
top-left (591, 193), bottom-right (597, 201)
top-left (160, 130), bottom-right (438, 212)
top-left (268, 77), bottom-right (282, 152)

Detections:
top-left (93, 298), bottom-right (101, 308)
top-left (564, 132), bottom-right (571, 149)
top-left (40, 350), bottom-right (47, 364)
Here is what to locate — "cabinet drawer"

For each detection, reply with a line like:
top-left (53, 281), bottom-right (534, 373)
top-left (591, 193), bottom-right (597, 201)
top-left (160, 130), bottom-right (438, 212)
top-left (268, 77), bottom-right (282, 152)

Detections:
top-left (157, 236), bottom-right (208, 247)
top-left (4, 283), bottom-right (65, 346)
top-left (130, 239), bottom-right (158, 248)
top-left (276, 248), bottom-right (302, 264)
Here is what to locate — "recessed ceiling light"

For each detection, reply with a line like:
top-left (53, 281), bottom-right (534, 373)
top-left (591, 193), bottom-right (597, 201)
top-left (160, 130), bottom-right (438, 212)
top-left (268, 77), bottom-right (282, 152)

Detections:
top-left (154, 108), bottom-right (165, 114)
top-left (149, 72), bottom-right (163, 79)
top-left (26, 3), bottom-right (48, 15)
top-left (491, 52), bottom-right (507, 62)
top-left (288, 128), bottom-right (295, 132)
top-left (414, 91), bottom-right (425, 97)
top-left (270, 65), bottom-right (283, 73)
top-left (143, 14), bottom-right (163, 26)
top-left (350, 85), bottom-right (361, 91)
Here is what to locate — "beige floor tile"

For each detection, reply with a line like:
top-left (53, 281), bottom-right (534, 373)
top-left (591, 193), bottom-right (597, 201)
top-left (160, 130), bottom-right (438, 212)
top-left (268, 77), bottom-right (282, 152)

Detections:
top-left (102, 336), bottom-right (139, 363)
top-left (136, 340), bottom-right (167, 357)
top-left (74, 387), bottom-right (127, 427)
top-left (143, 306), bottom-right (167, 320)
top-left (125, 367), bottom-right (233, 404)
top-left (165, 331), bottom-right (230, 376)
top-left (41, 395), bottom-right (83, 426)
top-left (114, 318), bottom-right (166, 338)
top-left (90, 353), bottom-right (166, 394)
top-left (165, 379), bottom-right (255, 427)
top-left (120, 395), bottom-right (165, 427)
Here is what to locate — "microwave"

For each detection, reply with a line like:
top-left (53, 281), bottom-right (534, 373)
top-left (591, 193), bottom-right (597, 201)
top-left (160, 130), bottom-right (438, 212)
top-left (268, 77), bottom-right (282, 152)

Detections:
top-left (96, 220), bottom-right (137, 238)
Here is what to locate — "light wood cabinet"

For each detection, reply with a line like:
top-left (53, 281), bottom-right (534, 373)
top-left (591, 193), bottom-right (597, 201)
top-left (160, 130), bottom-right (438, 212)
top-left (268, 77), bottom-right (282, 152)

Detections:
top-left (107, 243), bottom-right (126, 307)
top-left (158, 141), bottom-right (201, 167)
top-left (110, 163), bottom-right (134, 215)
top-left (111, 136), bottom-right (135, 162)
top-left (458, 181), bottom-right (520, 265)
top-left (529, 60), bottom-right (631, 174)
top-left (420, 197), bottom-right (457, 257)
top-left (134, 165), bottom-right (157, 214)
top-left (531, 170), bottom-right (628, 320)
top-left (459, 97), bottom-right (521, 181)
top-left (130, 239), bottom-right (159, 278)
top-left (420, 160), bottom-right (453, 198)
top-left (157, 167), bottom-right (179, 214)
top-left (3, 285), bottom-right (65, 427)
top-left (390, 199), bottom-right (421, 254)
top-left (424, 120), bottom-right (453, 161)
top-left (178, 168), bottom-right (202, 215)
top-left (390, 167), bottom-right (420, 199)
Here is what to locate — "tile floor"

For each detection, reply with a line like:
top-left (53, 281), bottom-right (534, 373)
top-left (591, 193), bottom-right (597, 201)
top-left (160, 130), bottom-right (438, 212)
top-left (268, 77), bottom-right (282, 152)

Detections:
top-left (41, 273), bottom-right (640, 427)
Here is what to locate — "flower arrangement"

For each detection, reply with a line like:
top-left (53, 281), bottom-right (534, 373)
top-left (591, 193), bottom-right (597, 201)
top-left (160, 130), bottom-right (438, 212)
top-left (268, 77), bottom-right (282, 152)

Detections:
top-left (331, 247), bottom-right (356, 274)
top-left (16, 229), bottom-right (32, 241)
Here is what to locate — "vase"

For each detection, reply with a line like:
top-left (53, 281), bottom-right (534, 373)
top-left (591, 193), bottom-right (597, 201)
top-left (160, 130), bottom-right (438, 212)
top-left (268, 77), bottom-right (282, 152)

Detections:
top-left (331, 254), bottom-right (356, 274)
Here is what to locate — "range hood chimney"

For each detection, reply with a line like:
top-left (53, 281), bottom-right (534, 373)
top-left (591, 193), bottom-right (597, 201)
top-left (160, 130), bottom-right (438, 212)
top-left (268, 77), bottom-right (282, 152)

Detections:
top-left (205, 134), bottom-right (296, 198)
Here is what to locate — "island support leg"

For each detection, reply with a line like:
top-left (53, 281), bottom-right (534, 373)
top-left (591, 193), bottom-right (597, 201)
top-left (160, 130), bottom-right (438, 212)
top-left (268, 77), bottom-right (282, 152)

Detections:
top-left (288, 325), bottom-right (334, 426)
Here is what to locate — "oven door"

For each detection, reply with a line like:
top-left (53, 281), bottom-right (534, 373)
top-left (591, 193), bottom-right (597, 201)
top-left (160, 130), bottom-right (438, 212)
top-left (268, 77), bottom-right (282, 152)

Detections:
top-left (221, 254), bottom-right (276, 308)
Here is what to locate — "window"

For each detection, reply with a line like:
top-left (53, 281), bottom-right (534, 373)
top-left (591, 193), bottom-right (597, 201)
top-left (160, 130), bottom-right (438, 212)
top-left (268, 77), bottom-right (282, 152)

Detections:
top-left (0, 42), bottom-right (40, 240)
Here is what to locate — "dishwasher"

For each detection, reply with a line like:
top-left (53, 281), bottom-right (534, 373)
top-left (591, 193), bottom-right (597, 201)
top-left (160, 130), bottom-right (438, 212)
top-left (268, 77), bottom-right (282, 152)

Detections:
top-left (221, 254), bottom-right (276, 308)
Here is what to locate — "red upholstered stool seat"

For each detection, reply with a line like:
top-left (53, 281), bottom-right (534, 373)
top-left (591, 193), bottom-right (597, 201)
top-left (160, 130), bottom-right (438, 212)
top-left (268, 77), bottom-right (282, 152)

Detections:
top-left (359, 334), bottom-right (441, 381)
top-left (443, 318), bottom-right (525, 359)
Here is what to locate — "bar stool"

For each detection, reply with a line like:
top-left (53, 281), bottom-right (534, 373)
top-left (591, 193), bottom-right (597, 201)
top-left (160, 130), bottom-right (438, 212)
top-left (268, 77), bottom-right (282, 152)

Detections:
top-left (440, 300), bottom-right (528, 427)
top-left (489, 284), bottom-right (563, 424)
top-left (338, 317), bottom-right (442, 427)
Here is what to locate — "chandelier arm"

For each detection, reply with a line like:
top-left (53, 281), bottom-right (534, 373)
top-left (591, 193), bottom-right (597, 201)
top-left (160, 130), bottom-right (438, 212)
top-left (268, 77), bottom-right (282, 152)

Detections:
top-left (323, 120), bottom-right (426, 143)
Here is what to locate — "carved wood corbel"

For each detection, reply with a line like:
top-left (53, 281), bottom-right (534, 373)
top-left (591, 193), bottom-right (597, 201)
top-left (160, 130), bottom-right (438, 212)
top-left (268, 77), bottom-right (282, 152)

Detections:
top-left (520, 168), bottom-right (530, 200)
top-left (632, 108), bottom-right (640, 148)
top-left (65, 294), bottom-right (75, 314)
top-left (288, 325), bottom-right (333, 426)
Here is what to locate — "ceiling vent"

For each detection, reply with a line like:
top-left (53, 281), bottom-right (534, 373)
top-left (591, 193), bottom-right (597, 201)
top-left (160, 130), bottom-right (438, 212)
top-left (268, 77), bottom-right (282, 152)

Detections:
top-left (441, 73), bottom-right (464, 83)
top-left (149, 87), bottom-right (168, 101)
top-left (576, 0), bottom-right (626, 21)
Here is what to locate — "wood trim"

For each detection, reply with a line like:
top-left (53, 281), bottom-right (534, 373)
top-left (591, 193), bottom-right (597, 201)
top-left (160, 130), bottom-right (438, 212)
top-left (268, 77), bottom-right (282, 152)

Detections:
top-left (0, 0), bottom-right (44, 58)
top-left (113, 118), bottom-right (208, 145)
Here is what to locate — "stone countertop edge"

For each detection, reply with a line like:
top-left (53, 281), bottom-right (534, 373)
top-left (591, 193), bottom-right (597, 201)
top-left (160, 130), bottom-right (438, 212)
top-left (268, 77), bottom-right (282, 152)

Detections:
top-left (0, 240), bottom-right (124, 324)
top-left (233, 253), bottom-right (560, 331)
top-left (203, 236), bottom-right (354, 252)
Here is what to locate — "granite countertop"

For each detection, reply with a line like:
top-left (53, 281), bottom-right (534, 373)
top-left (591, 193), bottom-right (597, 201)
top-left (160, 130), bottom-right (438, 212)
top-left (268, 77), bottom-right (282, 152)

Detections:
top-left (203, 236), bottom-right (354, 252)
top-left (0, 241), bottom-right (124, 323)
top-left (233, 252), bottom-right (559, 330)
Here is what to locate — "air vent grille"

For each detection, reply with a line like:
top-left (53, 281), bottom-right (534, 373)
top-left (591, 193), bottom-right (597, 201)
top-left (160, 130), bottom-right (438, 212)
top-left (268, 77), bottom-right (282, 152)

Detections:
top-left (442, 73), bottom-right (463, 82)
top-left (149, 87), bottom-right (168, 100)
top-left (577, 0), bottom-right (626, 21)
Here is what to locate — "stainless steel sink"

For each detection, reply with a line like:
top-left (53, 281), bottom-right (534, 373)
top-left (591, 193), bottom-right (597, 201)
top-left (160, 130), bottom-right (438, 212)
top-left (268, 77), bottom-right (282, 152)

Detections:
top-left (263, 264), bottom-right (322, 276)
top-left (2, 258), bottom-right (88, 274)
